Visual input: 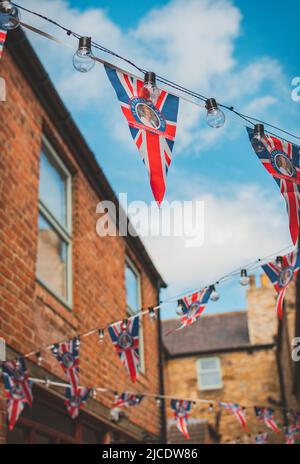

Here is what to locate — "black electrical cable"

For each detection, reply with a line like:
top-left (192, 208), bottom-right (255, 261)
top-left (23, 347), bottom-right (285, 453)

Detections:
top-left (12, 2), bottom-right (300, 142)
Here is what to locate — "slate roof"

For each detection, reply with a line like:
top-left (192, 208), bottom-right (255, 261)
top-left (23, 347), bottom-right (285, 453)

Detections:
top-left (162, 311), bottom-right (250, 357)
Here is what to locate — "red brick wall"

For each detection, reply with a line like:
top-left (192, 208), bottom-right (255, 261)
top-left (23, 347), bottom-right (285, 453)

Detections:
top-left (0, 49), bottom-right (162, 441)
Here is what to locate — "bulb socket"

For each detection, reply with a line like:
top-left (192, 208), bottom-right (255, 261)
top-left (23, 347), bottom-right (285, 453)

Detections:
top-left (209, 285), bottom-right (216, 292)
top-left (205, 98), bottom-right (218, 111)
top-left (144, 71), bottom-right (156, 84)
top-left (254, 123), bottom-right (265, 137)
top-left (78, 36), bottom-right (92, 50)
top-left (241, 269), bottom-right (247, 277)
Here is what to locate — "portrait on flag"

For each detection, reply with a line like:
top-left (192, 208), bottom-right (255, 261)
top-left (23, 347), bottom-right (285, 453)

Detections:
top-left (262, 250), bottom-right (300, 319)
top-left (108, 316), bottom-right (140, 382)
top-left (2, 358), bottom-right (33, 430)
top-left (105, 65), bottom-right (179, 205)
top-left (247, 127), bottom-right (300, 245)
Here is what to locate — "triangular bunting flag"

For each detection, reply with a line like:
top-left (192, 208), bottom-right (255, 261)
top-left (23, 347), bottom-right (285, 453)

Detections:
top-left (105, 65), bottom-right (179, 204)
top-left (51, 337), bottom-right (80, 391)
top-left (2, 358), bottom-right (33, 430)
top-left (170, 399), bottom-right (192, 439)
top-left (108, 316), bottom-right (140, 382)
top-left (247, 127), bottom-right (300, 245)
top-left (261, 250), bottom-right (300, 319)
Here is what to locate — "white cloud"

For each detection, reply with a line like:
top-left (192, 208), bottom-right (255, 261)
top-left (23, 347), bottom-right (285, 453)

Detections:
top-left (142, 178), bottom-right (292, 300)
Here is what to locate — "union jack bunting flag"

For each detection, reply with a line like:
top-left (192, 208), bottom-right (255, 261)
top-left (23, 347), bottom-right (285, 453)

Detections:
top-left (254, 432), bottom-right (268, 444)
top-left (51, 338), bottom-right (80, 390)
top-left (170, 399), bottom-right (192, 439)
top-left (290, 410), bottom-right (300, 430)
top-left (0, 30), bottom-right (7, 60)
top-left (255, 407), bottom-right (280, 433)
top-left (247, 127), bottom-right (300, 245)
top-left (113, 392), bottom-right (144, 408)
top-left (105, 65), bottom-right (179, 204)
top-left (219, 402), bottom-right (248, 430)
top-left (2, 358), bottom-right (33, 430)
top-left (285, 424), bottom-right (298, 445)
top-left (175, 287), bottom-right (212, 331)
top-left (65, 386), bottom-right (90, 419)
top-left (108, 316), bottom-right (140, 383)
top-left (261, 250), bottom-right (300, 319)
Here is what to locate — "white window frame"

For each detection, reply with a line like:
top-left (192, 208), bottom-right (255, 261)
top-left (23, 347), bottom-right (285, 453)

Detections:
top-left (37, 136), bottom-right (73, 308)
top-left (125, 256), bottom-right (145, 374)
top-left (197, 357), bottom-right (223, 391)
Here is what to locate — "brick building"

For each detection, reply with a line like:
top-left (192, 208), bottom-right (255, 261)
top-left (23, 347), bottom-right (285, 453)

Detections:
top-left (277, 272), bottom-right (300, 413)
top-left (162, 275), bottom-right (287, 444)
top-left (0, 28), bottom-right (167, 444)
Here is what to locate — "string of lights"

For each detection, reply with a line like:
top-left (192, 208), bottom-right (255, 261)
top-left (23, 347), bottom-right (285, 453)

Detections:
top-left (1, 1), bottom-right (298, 143)
top-left (26, 376), bottom-right (297, 415)
top-left (1, 241), bottom-right (295, 366)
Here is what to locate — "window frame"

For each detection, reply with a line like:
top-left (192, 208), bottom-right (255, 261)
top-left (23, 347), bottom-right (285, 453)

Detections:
top-left (125, 256), bottom-right (145, 374)
top-left (37, 136), bottom-right (73, 308)
top-left (197, 357), bottom-right (223, 391)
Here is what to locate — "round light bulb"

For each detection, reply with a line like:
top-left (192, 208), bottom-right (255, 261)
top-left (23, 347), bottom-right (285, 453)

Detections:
top-left (98, 329), bottom-right (104, 343)
top-left (209, 285), bottom-right (220, 302)
top-left (139, 72), bottom-right (160, 105)
top-left (73, 36), bottom-right (95, 73)
top-left (240, 269), bottom-right (250, 286)
top-left (206, 98), bottom-right (225, 128)
top-left (0, 1), bottom-right (20, 30)
top-left (251, 124), bottom-right (266, 153)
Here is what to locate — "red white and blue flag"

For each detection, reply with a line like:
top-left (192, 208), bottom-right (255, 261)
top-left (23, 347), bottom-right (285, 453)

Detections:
top-left (51, 338), bottom-right (80, 391)
top-left (108, 316), bottom-right (140, 383)
top-left (113, 392), bottom-right (144, 408)
top-left (65, 385), bottom-right (90, 419)
top-left (175, 287), bottom-right (212, 330)
top-left (105, 65), bottom-right (179, 205)
top-left (0, 30), bottom-right (7, 60)
top-left (285, 424), bottom-right (298, 444)
top-left (290, 410), bottom-right (300, 430)
top-left (247, 128), bottom-right (300, 245)
top-left (2, 358), bottom-right (33, 430)
top-left (219, 402), bottom-right (248, 430)
top-left (254, 432), bottom-right (268, 444)
top-left (255, 407), bottom-right (280, 433)
top-left (170, 399), bottom-right (192, 439)
top-left (262, 250), bottom-right (300, 319)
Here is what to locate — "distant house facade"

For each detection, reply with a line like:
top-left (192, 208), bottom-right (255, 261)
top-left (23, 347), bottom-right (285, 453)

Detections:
top-left (162, 275), bottom-right (286, 444)
top-left (277, 272), bottom-right (300, 413)
top-left (0, 28), bottom-right (166, 444)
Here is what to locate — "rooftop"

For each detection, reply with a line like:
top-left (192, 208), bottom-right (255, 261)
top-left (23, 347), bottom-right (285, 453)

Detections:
top-left (162, 311), bottom-right (250, 357)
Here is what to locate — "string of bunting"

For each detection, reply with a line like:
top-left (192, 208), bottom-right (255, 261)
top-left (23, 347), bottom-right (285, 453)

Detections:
top-left (1, 5), bottom-right (300, 228)
top-left (0, 242), bottom-right (299, 434)
top-left (1, 241), bottom-right (296, 367)
top-left (1, 2), bottom-right (300, 442)
top-left (1, 368), bottom-right (300, 442)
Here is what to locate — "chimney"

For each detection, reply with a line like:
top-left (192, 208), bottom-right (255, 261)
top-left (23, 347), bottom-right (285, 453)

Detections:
top-left (246, 274), bottom-right (277, 345)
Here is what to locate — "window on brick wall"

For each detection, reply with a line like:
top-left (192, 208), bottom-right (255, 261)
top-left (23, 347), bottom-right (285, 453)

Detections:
top-left (125, 257), bottom-right (145, 373)
top-left (37, 137), bottom-right (72, 306)
top-left (197, 357), bottom-right (223, 391)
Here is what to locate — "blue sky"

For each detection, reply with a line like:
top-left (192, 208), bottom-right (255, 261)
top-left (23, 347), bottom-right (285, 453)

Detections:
top-left (19, 0), bottom-right (300, 318)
